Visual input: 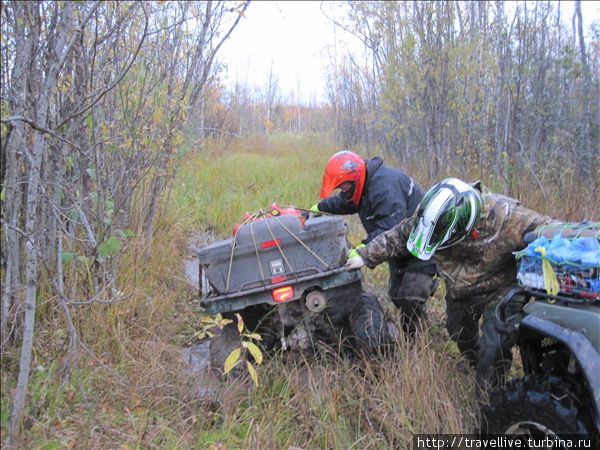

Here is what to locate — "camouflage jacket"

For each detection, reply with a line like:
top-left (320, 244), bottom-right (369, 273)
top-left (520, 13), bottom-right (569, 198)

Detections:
top-left (358, 190), bottom-right (553, 300)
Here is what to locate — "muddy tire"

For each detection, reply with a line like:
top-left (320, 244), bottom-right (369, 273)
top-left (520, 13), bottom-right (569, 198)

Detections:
top-left (209, 322), bottom-right (242, 379)
top-left (480, 375), bottom-right (597, 440)
top-left (348, 294), bottom-right (390, 355)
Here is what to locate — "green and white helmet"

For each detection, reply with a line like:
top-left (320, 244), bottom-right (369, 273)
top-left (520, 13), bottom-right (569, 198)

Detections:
top-left (406, 178), bottom-right (482, 260)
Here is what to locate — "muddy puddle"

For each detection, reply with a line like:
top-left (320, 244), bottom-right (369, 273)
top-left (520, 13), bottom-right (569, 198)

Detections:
top-left (184, 256), bottom-right (200, 290)
top-left (183, 230), bottom-right (216, 290)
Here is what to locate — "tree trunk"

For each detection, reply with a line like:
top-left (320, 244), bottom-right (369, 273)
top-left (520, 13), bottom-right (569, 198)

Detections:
top-left (574, 0), bottom-right (591, 179)
top-left (10, 2), bottom-right (74, 443)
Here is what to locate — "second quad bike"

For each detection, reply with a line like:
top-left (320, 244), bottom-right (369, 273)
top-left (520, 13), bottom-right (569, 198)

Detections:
top-left (480, 223), bottom-right (600, 445)
top-left (197, 205), bottom-right (389, 377)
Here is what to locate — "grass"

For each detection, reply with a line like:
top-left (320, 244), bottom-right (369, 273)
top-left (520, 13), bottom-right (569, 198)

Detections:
top-left (172, 133), bottom-right (335, 234)
top-left (191, 334), bottom-right (477, 449)
top-left (3, 131), bottom-right (594, 449)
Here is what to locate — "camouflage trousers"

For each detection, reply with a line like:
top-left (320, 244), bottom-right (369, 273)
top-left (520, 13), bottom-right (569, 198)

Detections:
top-left (388, 259), bottom-right (436, 337)
top-left (446, 288), bottom-right (525, 390)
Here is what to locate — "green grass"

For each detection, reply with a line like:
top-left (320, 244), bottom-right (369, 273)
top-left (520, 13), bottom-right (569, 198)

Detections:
top-left (172, 133), bottom-right (336, 235)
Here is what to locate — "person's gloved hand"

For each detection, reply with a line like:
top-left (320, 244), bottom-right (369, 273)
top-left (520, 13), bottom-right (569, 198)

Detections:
top-left (345, 244), bottom-right (366, 270)
top-left (310, 203), bottom-right (321, 217)
top-left (345, 254), bottom-right (365, 270)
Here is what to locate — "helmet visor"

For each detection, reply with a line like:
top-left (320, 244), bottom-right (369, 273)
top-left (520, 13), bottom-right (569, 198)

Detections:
top-left (338, 181), bottom-right (356, 202)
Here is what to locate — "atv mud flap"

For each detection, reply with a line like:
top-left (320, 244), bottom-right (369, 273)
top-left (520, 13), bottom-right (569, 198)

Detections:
top-left (200, 268), bottom-right (361, 315)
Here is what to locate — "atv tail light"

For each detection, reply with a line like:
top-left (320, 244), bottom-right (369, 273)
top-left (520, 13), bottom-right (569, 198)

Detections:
top-left (272, 285), bottom-right (294, 303)
top-left (261, 239), bottom-right (281, 249)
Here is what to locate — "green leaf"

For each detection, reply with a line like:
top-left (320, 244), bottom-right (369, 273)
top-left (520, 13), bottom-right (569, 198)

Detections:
top-left (98, 236), bottom-right (122, 257)
top-left (69, 208), bottom-right (80, 221)
top-left (124, 229), bottom-right (135, 238)
top-left (53, 328), bottom-right (66, 339)
top-left (223, 348), bottom-right (241, 374)
top-left (66, 155), bottom-right (74, 171)
top-left (85, 114), bottom-right (93, 130)
top-left (62, 252), bottom-right (75, 264)
top-left (242, 341), bottom-right (263, 365)
top-left (105, 199), bottom-right (115, 210)
top-left (246, 361), bottom-right (259, 387)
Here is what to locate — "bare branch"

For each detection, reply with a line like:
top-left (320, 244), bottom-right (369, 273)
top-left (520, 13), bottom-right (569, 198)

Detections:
top-left (54, 2), bottom-right (149, 130)
top-left (0, 116), bottom-right (80, 149)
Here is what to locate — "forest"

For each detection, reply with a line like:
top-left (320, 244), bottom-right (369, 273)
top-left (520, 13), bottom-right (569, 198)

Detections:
top-left (1, 1), bottom-right (599, 448)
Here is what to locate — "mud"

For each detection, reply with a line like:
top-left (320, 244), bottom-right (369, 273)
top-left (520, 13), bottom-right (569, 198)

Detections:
top-left (183, 230), bottom-right (217, 291)
top-left (182, 340), bottom-right (211, 373)
top-left (181, 230), bottom-right (223, 400)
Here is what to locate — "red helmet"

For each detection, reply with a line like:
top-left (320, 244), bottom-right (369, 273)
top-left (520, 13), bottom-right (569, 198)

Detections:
top-left (320, 151), bottom-right (366, 206)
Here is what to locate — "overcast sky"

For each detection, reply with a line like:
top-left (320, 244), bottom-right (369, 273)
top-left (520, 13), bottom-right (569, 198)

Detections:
top-left (218, 1), bottom-right (349, 104)
top-left (218, 1), bottom-right (600, 105)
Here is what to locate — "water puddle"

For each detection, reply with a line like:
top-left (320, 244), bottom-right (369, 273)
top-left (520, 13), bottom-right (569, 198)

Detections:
top-left (184, 256), bottom-right (200, 290)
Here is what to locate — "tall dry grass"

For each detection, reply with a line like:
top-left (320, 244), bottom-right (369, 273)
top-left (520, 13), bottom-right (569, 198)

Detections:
top-left (208, 334), bottom-right (478, 449)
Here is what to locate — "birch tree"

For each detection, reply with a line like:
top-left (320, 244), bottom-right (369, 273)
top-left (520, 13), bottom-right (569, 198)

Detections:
top-left (0, 1), bottom-right (249, 444)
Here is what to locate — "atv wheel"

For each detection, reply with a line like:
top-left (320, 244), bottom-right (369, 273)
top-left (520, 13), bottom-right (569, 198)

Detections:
top-left (209, 322), bottom-right (242, 379)
top-left (480, 375), bottom-right (597, 439)
top-left (348, 294), bottom-right (390, 355)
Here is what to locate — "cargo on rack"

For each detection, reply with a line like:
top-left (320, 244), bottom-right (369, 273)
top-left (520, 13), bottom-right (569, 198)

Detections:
top-left (515, 223), bottom-right (600, 299)
top-left (199, 214), bottom-right (349, 294)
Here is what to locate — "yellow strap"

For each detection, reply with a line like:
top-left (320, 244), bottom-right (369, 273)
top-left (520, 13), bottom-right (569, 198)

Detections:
top-left (535, 247), bottom-right (559, 297)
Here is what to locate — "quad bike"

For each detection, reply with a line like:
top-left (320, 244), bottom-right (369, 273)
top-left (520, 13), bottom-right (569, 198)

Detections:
top-left (480, 223), bottom-right (600, 444)
top-left (197, 204), bottom-right (389, 377)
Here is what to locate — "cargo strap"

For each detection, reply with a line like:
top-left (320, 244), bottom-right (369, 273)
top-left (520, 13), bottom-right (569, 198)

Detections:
top-left (249, 215), bottom-right (267, 282)
top-left (270, 214), bottom-right (330, 269)
top-left (263, 215), bottom-right (297, 274)
top-left (226, 210), bottom-right (265, 291)
top-left (225, 209), bottom-right (330, 292)
top-left (532, 222), bottom-right (600, 240)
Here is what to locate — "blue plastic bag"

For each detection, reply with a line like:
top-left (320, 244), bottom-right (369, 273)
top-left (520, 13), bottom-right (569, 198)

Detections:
top-left (570, 237), bottom-right (600, 267)
top-left (517, 235), bottom-right (599, 268)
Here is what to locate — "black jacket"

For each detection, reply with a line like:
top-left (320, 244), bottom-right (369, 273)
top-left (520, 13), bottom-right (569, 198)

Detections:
top-left (318, 156), bottom-right (423, 243)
